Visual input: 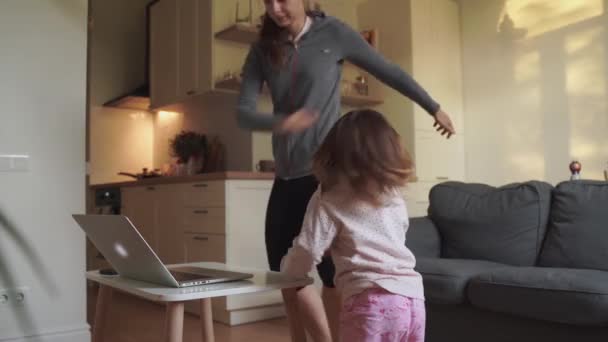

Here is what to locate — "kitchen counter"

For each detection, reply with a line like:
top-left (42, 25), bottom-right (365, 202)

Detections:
top-left (90, 171), bottom-right (275, 189)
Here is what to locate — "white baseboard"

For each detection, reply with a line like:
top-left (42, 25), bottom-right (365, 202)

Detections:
top-left (0, 326), bottom-right (90, 342)
top-left (184, 300), bottom-right (286, 326)
top-left (214, 304), bottom-right (286, 326)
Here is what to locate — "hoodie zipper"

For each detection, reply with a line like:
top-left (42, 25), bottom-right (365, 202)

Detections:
top-left (286, 42), bottom-right (299, 178)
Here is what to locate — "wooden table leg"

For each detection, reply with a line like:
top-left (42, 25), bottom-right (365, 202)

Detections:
top-left (200, 298), bottom-right (215, 342)
top-left (164, 302), bottom-right (185, 342)
top-left (282, 288), bottom-right (307, 342)
top-left (92, 285), bottom-right (112, 342)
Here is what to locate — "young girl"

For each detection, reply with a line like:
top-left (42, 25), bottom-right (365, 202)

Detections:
top-left (281, 109), bottom-right (426, 342)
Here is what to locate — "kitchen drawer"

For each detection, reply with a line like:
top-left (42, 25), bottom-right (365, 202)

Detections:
top-left (183, 233), bottom-right (226, 263)
top-left (182, 207), bottom-right (226, 234)
top-left (180, 181), bottom-right (225, 207)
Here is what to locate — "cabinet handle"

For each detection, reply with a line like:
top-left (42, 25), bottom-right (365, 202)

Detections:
top-left (436, 177), bottom-right (449, 180)
top-left (193, 209), bottom-right (208, 214)
top-left (193, 236), bottom-right (208, 241)
top-left (193, 183), bottom-right (208, 188)
top-left (146, 186), bottom-right (156, 191)
top-left (186, 90), bottom-right (196, 95)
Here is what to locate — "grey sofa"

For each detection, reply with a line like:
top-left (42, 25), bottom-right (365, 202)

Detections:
top-left (406, 180), bottom-right (608, 342)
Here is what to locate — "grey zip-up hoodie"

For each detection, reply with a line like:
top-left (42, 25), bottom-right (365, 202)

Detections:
top-left (237, 13), bottom-right (440, 180)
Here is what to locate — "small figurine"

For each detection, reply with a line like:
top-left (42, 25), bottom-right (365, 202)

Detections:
top-left (569, 160), bottom-right (582, 181)
top-left (354, 75), bottom-right (368, 95)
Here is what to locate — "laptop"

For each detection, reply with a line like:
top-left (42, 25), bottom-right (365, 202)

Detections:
top-left (73, 214), bottom-right (253, 288)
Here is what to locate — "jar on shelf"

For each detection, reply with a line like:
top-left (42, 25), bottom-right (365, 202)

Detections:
top-left (354, 75), bottom-right (368, 96)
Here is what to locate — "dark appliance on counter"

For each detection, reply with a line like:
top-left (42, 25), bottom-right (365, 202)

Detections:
top-left (94, 186), bottom-right (121, 215)
top-left (88, 186), bottom-right (122, 271)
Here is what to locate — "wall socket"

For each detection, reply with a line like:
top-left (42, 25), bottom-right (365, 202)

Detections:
top-left (0, 287), bottom-right (30, 307)
top-left (0, 154), bottom-right (30, 172)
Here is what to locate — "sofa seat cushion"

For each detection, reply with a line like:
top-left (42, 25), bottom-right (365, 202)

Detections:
top-left (539, 180), bottom-right (608, 271)
top-left (428, 181), bottom-right (553, 266)
top-left (415, 257), bottom-right (509, 304)
top-left (468, 267), bottom-right (608, 326)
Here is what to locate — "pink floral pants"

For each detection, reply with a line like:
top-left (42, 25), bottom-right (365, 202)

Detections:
top-left (340, 288), bottom-right (426, 342)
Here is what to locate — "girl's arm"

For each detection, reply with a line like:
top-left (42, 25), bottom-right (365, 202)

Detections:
top-left (339, 22), bottom-right (440, 116)
top-left (280, 190), bottom-right (339, 278)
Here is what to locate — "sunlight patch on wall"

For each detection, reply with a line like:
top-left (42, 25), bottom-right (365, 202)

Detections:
top-left (566, 25), bottom-right (607, 179)
top-left (514, 50), bottom-right (540, 83)
top-left (566, 26), bottom-right (605, 97)
top-left (501, 0), bottom-right (603, 38)
top-left (508, 153), bottom-right (545, 179)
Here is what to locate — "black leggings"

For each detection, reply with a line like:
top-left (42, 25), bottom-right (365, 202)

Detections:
top-left (265, 175), bottom-right (336, 288)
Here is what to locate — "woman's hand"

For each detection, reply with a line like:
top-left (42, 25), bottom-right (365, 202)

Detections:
top-left (276, 109), bottom-right (319, 134)
top-left (433, 109), bottom-right (455, 139)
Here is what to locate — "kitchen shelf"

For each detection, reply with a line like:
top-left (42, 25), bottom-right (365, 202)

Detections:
top-left (213, 79), bottom-right (383, 107)
top-left (215, 24), bottom-right (259, 44)
top-left (341, 92), bottom-right (383, 107)
top-left (214, 77), bottom-right (268, 94)
top-left (104, 95), bottom-right (150, 111)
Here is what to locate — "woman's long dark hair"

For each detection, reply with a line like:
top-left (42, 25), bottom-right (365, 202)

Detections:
top-left (259, 0), bottom-right (321, 66)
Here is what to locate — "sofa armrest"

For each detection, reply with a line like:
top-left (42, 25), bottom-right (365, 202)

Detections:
top-left (406, 216), bottom-right (441, 258)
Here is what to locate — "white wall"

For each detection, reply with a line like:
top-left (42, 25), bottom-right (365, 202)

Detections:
top-left (89, 108), bottom-right (154, 184)
top-left (461, 0), bottom-right (608, 185)
top-left (0, 1), bottom-right (89, 341)
top-left (89, 0), bottom-right (154, 185)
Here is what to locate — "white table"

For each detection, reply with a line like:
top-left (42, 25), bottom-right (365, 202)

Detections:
top-left (87, 262), bottom-right (313, 342)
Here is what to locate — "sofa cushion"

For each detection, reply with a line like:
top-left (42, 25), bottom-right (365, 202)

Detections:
top-left (415, 257), bottom-right (509, 304)
top-left (468, 267), bottom-right (608, 326)
top-left (407, 217), bottom-right (441, 258)
top-left (428, 181), bottom-right (553, 266)
top-left (539, 180), bottom-right (608, 271)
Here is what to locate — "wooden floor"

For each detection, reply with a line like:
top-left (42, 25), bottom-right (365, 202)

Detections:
top-left (87, 285), bottom-right (292, 342)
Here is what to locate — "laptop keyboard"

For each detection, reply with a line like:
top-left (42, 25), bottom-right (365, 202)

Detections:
top-left (170, 271), bottom-right (213, 282)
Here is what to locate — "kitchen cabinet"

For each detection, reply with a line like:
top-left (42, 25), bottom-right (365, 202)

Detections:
top-left (183, 233), bottom-right (226, 263)
top-left (358, 0), bottom-right (465, 183)
top-left (121, 185), bottom-right (162, 252)
top-left (176, 0), bottom-right (199, 98)
top-left (149, 0), bottom-right (178, 109)
top-left (121, 185), bottom-right (182, 264)
top-left (149, 0), bottom-right (384, 110)
top-left (410, 0), bottom-right (465, 183)
top-left (414, 131), bottom-right (465, 183)
top-left (401, 181), bottom-right (436, 218)
top-left (149, 0), bottom-right (213, 109)
top-left (120, 178), bottom-right (283, 325)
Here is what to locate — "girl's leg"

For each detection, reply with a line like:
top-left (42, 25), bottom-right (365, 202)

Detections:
top-left (266, 176), bottom-right (332, 342)
top-left (284, 285), bottom-right (332, 342)
top-left (322, 285), bottom-right (341, 342)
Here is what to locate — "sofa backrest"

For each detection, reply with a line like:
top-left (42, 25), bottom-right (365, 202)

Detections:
top-left (538, 180), bottom-right (608, 271)
top-left (428, 181), bottom-right (553, 266)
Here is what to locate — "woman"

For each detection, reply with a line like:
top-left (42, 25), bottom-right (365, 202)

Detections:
top-left (237, 0), bottom-right (455, 340)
